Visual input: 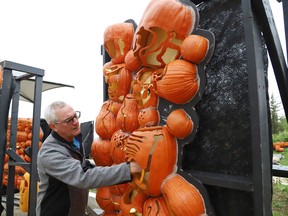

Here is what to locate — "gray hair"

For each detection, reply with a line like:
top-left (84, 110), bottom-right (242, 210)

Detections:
top-left (44, 101), bottom-right (67, 124)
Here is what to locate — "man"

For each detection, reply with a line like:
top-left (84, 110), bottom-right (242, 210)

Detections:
top-left (36, 101), bottom-right (141, 216)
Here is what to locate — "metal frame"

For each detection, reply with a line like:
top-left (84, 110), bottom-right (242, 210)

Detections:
top-left (0, 60), bottom-right (44, 216)
top-left (251, 0), bottom-right (288, 178)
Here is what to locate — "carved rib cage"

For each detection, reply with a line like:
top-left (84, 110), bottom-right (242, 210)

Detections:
top-left (125, 126), bottom-right (177, 197)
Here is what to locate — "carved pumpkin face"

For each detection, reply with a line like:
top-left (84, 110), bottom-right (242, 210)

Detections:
top-left (132, 0), bottom-right (196, 68)
top-left (132, 68), bottom-right (159, 109)
top-left (104, 64), bottom-right (132, 102)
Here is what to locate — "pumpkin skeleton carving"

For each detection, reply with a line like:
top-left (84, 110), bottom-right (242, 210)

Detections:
top-left (93, 0), bottom-right (215, 215)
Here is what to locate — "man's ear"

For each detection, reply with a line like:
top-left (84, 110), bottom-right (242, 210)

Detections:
top-left (49, 123), bottom-right (57, 131)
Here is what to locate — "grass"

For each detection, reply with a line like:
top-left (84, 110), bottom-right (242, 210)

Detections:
top-left (272, 148), bottom-right (288, 216)
top-left (272, 181), bottom-right (288, 216)
top-left (276, 149), bottom-right (288, 165)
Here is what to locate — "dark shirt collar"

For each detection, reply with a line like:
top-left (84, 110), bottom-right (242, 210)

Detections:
top-left (51, 131), bottom-right (82, 146)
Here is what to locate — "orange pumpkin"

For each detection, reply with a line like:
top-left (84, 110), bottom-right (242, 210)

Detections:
top-left (96, 186), bottom-right (115, 211)
top-left (143, 196), bottom-right (170, 216)
top-left (116, 94), bottom-right (139, 133)
top-left (107, 100), bottom-right (122, 116)
top-left (104, 22), bottom-right (134, 64)
top-left (156, 59), bottom-right (199, 104)
top-left (120, 184), bottom-right (148, 215)
top-left (124, 50), bottom-right (141, 72)
top-left (166, 109), bottom-right (193, 139)
top-left (109, 183), bottom-right (129, 196)
top-left (96, 101), bottom-right (119, 139)
top-left (181, 34), bottom-right (209, 63)
top-left (138, 107), bottom-right (160, 127)
top-left (105, 64), bottom-right (132, 102)
top-left (91, 139), bottom-right (113, 166)
top-left (110, 130), bottom-right (129, 164)
top-left (16, 131), bottom-right (28, 142)
top-left (132, 68), bottom-right (159, 109)
top-left (126, 126), bottom-right (177, 196)
top-left (133, 0), bottom-right (196, 68)
top-left (161, 174), bottom-right (205, 216)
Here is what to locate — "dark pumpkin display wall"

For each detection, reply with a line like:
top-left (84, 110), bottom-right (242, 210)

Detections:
top-left (179, 0), bottom-right (271, 215)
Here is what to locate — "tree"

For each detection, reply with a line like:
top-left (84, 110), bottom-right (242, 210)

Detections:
top-left (270, 93), bottom-right (280, 134)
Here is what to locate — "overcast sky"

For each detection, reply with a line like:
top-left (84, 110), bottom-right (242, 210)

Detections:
top-left (0, 0), bottom-right (286, 124)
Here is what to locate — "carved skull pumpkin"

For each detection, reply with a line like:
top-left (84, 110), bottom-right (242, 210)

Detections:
top-left (131, 0), bottom-right (197, 68)
top-left (104, 63), bottom-right (132, 102)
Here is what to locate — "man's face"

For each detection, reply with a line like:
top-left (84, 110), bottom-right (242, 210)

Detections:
top-left (50, 105), bottom-right (81, 142)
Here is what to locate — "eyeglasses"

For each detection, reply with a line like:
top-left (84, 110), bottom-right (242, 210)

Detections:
top-left (54, 111), bottom-right (81, 124)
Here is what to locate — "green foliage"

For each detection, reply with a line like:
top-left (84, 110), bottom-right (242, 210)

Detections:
top-left (272, 183), bottom-right (288, 215)
top-left (273, 130), bottom-right (288, 142)
top-left (278, 117), bottom-right (288, 132)
top-left (270, 94), bottom-right (281, 134)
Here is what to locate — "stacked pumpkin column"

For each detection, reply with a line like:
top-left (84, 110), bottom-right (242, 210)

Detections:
top-left (2, 118), bottom-right (43, 212)
top-left (92, 0), bottom-right (215, 215)
top-left (92, 22), bottom-right (135, 215)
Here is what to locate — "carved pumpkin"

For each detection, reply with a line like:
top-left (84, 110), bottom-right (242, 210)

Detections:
top-left (109, 182), bottom-right (129, 197)
top-left (107, 100), bottom-right (122, 116)
top-left (91, 139), bottom-right (113, 166)
top-left (110, 130), bottom-right (129, 164)
top-left (120, 184), bottom-right (148, 216)
top-left (126, 126), bottom-right (177, 196)
top-left (133, 0), bottom-right (196, 68)
top-left (161, 174), bottom-right (206, 216)
top-left (111, 195), bottom-right (122, 212)
top-left (96, 101), bottom-right (119, 139)
top-left (103, 61), bottom-right (114, 77)
top-left (96, 186), bottom-right (115, 212)
top-left (143, 196), bottom-right (170, 216)
top-left (116, 94), bottom-right (140, 133)
top-left (124, 50), bottom-right (141, 72)
top-left (104, 22), bottom-right (134, 64)
top-left (132, 68), bottom-right (159, 109)
top-left (156, 59), bottom-right (199, 104)
top-left (166, 109), bottom-right (193, 139)
top-left (105, 64), bottom-right (132, 102)
top-left (138, 107), bottom-right (160, 127)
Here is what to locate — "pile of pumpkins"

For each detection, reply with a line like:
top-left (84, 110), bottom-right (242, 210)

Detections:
top-left (2, 118), bottom-right (43, 190)
top-left (273, 141), bottom-right (288, 152)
